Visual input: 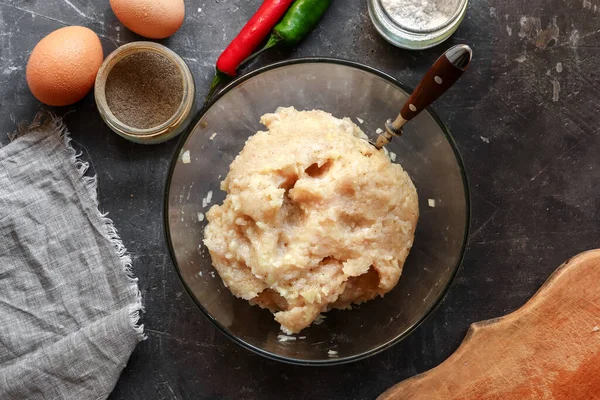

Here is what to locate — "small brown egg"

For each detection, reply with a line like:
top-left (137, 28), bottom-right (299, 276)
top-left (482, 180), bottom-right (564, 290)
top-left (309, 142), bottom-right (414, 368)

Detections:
top-left (110, 0), bottom-right (185, 39)
top-left (26, 26), bottom-right (104, 107)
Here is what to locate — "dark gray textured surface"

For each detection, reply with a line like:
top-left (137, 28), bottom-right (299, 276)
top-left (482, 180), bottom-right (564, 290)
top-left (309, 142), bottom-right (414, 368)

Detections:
top-left (1, 0), bottom-right (599, 399)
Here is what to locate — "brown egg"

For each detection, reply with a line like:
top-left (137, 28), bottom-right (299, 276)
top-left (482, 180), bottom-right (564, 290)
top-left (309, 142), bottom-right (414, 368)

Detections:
top-left (26, 26), bottom-right (104, 107)
top-left (110, 0), bottom-right (185, 39)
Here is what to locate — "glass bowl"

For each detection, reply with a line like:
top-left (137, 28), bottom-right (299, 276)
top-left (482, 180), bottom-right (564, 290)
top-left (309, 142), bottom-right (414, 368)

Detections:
top-left (165, 58), bottom-right (470, 365)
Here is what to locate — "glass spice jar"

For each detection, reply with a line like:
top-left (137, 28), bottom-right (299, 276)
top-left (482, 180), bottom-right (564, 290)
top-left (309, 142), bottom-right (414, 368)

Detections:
top-left (95, 42), bottom-right (195, 144)
top-left (368, 0), bottom-right (469, 50)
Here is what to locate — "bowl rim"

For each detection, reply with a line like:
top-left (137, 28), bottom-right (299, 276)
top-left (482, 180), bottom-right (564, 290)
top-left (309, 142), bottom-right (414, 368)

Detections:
top-left (163, 57), bottom-right (471, 366)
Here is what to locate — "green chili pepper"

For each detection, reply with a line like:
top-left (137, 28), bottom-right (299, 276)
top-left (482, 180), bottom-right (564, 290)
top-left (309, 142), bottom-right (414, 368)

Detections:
top-left (265, 0), bottom-right (333, 49)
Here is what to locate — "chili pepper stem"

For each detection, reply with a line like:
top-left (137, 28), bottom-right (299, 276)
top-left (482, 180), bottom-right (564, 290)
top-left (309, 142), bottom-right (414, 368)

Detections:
top-left (264, 34), bottom-right (282, 50)
top-left (239, 34), bottom-right (283, 68)
top-left (204, 71), bottom-right (232, 106)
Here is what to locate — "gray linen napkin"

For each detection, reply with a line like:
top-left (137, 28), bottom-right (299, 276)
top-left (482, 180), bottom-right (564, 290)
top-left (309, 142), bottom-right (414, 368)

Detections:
top-left (0, 113), bottom-right (145, 399)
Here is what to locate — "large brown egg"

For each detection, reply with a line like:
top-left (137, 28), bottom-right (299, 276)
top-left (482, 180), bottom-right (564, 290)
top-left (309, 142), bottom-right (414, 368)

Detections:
top-left (26, 26), bottom-right (104, 107)
top-left (110, 0), bottom-right (185, 39)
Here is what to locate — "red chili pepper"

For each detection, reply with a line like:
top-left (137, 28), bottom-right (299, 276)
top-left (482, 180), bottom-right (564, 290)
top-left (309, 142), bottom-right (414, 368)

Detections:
top-left (205, 0), bottom-right (294, 104)
top-left (217, 0), bottom-right (293, 77)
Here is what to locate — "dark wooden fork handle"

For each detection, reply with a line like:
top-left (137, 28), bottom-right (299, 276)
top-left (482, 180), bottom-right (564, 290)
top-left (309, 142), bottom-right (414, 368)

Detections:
top-left (399, 44), bottom-right (472, 124)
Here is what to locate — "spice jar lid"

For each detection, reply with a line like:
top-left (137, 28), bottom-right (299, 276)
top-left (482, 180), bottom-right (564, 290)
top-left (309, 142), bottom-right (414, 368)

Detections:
top-left (95, 42), bottom-right (196, 144)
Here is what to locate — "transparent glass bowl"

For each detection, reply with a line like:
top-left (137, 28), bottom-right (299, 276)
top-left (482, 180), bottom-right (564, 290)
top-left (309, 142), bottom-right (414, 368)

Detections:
top-left (165, 58), bottom-right (470, 365)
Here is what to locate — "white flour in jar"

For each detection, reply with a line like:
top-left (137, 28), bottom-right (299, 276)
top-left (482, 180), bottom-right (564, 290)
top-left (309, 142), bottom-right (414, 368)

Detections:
top-left (381, 0), bottom-right (461, 31)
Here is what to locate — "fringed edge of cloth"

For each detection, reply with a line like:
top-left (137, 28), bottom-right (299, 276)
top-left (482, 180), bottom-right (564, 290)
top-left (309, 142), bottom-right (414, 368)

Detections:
top-left (13, 111), bottom-right (147, 341)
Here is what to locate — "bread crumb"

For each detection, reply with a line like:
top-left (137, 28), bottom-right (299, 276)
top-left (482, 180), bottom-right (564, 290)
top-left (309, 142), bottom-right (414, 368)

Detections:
top-left (197, 212), bottom-right (205, 222)
top-left (556, 62), bottom-right (563, 73)
top-left (299, 336), bottom-right (306, 340)
top-left (277, 334), bottom-right (297, 342)
top-left (202, 191), bottom-right (213, 208)
top-left (197, 271), bottom-right (203, 277)
top-left (428, 198), bottom-right (436, 207)
top-left (210, 132), bottom-right (218, 140)
top-left (327, 350), bottom-right (338, 357)
top-left (356, 117), bottom-right (364, 124)
top-left (593, 326), bottom-right (599, 332)
top-left (182, 150), bottom-right (191, 164)
top-left (210, 271), bottom-right (216, 278)
top-left (314, 314), bottom-right (326, 325)
top-left (376, 128), bottom-right (383, 134)
top-left (389, 151), bottom-right (397, 162)
top-left (480, 136), bottom-right (490, 143)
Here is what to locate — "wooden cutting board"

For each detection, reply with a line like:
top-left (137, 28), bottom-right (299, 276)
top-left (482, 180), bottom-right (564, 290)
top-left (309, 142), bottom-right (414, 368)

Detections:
top-left (379, 250), bottom-right (600, 400)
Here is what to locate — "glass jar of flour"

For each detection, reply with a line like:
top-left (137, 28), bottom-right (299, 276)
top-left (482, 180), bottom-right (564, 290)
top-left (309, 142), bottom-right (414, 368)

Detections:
top-left (368, 0), bottom-right (468, 50)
